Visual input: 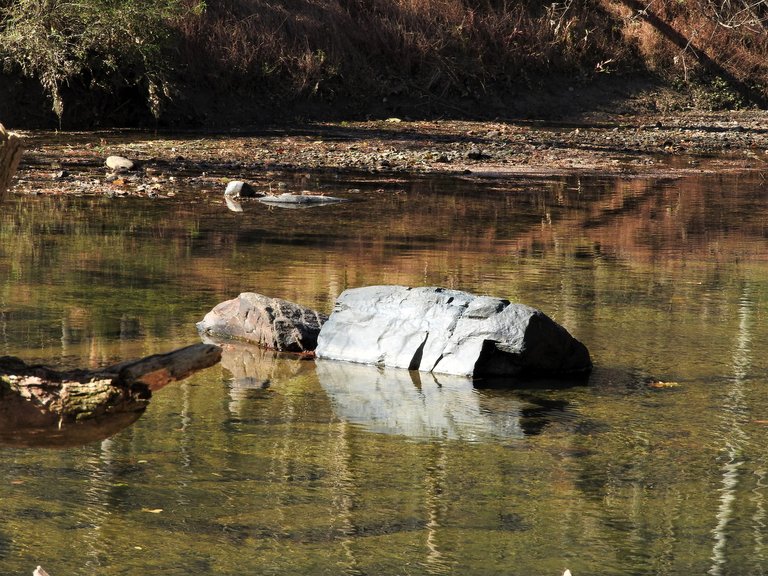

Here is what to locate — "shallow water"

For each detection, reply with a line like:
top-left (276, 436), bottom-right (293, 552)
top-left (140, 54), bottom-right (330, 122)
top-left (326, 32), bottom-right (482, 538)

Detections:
top-left (1, 168), bottom-right (768, 575)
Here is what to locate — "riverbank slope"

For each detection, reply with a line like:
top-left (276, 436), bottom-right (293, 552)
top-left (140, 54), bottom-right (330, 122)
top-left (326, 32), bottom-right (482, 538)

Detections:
top-left (1, 0), bottom-right (767, 129)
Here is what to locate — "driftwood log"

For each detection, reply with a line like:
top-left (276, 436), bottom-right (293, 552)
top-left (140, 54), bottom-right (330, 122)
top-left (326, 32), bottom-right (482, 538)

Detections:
top-left (0, 343), bottom-right (222, 448)
top-left (0, 123), bottom-right (22, 201)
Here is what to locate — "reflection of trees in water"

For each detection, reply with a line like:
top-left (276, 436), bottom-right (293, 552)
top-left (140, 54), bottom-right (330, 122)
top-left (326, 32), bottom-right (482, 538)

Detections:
top-left (709, 283), bottom-right (755, 576)
top-left (423, 442), bottom-right (451, 575)
top-left (5, 168), bottom-right (768, 570)
top-left (327, 419), bottom-right (359, 575)
top-left (214, 343), bottom-right (582, 572)
top-left (508, 173), bottom-right (768, 270)
top-left (562, 281), bottom-right (768, 574)
top-left (80, 439), bottom-right (118, 572)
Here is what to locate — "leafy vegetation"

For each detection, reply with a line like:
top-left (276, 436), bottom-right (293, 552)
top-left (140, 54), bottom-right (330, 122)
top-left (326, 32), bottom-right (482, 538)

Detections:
top-left (0, 0), bottom-right (197, 121)
top-left (1, 0), bottom-right (768, 125)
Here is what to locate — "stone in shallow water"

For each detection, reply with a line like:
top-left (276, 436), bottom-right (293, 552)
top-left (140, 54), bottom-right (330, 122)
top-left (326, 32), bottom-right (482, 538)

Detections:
top-left (315, 285), bottom-right (591, 378)
top-left (197, 292), bottom-right (328, 352)
top-left (224, 180), bottom-right (260, 198)
top-left (258, 193), bottom-right (346, 206)
top-left (105, 155), bottom-right (134, 171)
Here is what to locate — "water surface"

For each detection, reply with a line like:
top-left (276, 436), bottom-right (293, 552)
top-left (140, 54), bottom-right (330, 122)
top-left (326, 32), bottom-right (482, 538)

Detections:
top-left (1, 168), bottom-right (768, 575)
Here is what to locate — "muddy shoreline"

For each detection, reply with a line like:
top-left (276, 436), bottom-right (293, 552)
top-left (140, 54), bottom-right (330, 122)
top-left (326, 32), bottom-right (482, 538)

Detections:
top-left (8, 111), bottom-right (768, 198)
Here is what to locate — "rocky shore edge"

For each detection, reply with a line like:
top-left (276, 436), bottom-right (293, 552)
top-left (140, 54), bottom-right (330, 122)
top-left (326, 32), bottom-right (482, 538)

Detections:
top-left (5, 111), bottom-right (768, 200)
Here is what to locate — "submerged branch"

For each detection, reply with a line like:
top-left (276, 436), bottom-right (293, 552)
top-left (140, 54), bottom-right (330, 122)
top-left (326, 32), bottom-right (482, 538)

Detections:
top-left (0, 343), bottom-right (221, 448)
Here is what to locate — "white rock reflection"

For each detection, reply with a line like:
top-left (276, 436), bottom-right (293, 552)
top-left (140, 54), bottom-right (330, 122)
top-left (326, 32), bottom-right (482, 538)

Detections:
top-left (315, 360), bottom-right (525, 441)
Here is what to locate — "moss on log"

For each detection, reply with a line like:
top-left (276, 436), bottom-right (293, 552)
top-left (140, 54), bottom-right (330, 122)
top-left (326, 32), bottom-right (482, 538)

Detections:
top-left (0, 343), bottom-right (221, 447)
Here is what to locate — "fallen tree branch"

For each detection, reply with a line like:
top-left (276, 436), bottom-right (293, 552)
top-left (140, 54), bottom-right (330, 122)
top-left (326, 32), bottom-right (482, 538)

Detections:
top-left (0, 343), bottom-right (221, 447)
top-left (109, 342), bottom-right (224, 390)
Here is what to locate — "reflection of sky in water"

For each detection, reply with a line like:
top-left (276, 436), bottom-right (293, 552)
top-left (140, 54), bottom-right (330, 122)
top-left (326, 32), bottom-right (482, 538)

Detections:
top-left (316, 360), bottom-right (525, 441)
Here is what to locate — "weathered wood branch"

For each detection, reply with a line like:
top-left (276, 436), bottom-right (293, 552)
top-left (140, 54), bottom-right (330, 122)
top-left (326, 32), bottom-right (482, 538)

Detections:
top-left (0, 343), bottom-right (221, 448)
top-left (0, 123), bottom-right (23, 201)
top-left (109, 342), bottom-right (224, 390)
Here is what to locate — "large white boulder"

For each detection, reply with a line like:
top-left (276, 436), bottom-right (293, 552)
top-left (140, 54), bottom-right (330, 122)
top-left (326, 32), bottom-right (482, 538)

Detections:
top-left (315, 285), bottom-right (591, 378)
top-left (105, 155), bottom-right (134, 171)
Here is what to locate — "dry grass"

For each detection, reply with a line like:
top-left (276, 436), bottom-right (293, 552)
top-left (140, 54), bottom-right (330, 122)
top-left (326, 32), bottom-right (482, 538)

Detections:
top-left (172, 0), bottom-right (630, 108)
top-left (606, 0), bottom-right (768, 108)
top-left (5, 0), bottom-right (768, 125)
top-left (171, 0), bottom-right (768, 117)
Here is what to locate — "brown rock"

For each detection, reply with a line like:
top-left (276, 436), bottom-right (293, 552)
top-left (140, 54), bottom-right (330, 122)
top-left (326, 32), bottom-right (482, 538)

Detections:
top-left (197, 293), bottom-right (328, 352)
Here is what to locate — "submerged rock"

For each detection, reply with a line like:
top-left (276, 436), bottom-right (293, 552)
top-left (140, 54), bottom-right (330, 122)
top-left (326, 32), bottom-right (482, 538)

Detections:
top-left (258, 192), bottom-right (346, 207)
top-left (197, 292), bottom-right (328, 353)
top-left (315, 285), bottom-right (591, 378)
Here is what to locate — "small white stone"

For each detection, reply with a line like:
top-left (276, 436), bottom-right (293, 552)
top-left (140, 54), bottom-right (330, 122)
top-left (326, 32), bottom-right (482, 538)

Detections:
top-left (105, 155), bottom-right (134, 171)
top-left (224, 180), bottom-right (258, 197)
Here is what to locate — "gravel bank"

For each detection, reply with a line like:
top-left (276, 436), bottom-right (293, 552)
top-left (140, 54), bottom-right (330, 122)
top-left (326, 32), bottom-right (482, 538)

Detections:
top-left (8, 111), bottom-right (768, 198)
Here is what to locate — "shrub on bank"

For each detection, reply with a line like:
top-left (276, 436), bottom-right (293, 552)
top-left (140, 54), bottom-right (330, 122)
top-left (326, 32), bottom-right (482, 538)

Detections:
top-left (0, 0), bottom-right (196, 121)
top-left (172, 0), bottom-right (633, 118)
top-left (1, 0), bottom-right (767, 126)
